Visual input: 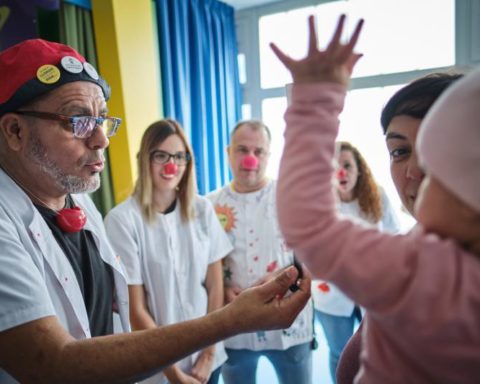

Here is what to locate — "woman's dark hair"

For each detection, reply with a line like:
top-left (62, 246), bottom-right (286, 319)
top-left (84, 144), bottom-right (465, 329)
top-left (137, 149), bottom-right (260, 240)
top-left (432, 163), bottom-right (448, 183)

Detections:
top-left (380, 72), bottom-right (464, 134)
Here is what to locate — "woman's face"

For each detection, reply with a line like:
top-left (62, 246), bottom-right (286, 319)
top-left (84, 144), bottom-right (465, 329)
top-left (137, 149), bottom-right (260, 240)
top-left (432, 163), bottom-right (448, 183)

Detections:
top-left (336, 149), bottom-right (359, 202)
top-left (385, 115), bottom-right (425, 217)
top-left (150, 134), bottom-right (187, 194)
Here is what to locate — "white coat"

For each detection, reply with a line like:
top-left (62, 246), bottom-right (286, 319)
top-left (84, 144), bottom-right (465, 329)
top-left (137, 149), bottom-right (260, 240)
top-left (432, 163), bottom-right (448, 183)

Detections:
top-left (105, 196), bottom-right (232, 384)
top-left (0, 169), bottom-right (130, 383)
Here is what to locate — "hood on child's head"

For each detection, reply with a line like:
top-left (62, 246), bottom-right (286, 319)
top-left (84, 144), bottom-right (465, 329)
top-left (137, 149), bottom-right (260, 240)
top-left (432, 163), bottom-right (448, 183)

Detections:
top-left (417, 68), bottom-right (480, 213)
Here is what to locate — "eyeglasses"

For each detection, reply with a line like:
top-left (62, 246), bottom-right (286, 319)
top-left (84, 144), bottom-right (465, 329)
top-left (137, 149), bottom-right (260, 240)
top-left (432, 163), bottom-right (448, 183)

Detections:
top-left (234, 146), bottom-right (269, 158)
top-left (15, 110), bottom-right (121, 139)
top-left (150, 150), bottom-right (191, 165)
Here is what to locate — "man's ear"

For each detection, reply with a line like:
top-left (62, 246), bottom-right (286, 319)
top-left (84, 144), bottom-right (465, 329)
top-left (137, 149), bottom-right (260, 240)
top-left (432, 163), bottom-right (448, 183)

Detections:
top-left (0, 113), bottom-right (27, 151)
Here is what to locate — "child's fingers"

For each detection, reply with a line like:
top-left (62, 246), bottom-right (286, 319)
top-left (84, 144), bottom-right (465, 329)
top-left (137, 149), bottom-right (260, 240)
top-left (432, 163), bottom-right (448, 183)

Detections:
top-left (326, 14), bottom-right (346, 54)
top-left (307, 15), bottom-right (318, 56)
top-left (337, 18), bottom-right (364, 64)
top-left (346, 18), bottom-right (364, 52)
top-left (346, 53), bottom-right (363, 72)
top-left (270, 42), bottom-right (294, 69)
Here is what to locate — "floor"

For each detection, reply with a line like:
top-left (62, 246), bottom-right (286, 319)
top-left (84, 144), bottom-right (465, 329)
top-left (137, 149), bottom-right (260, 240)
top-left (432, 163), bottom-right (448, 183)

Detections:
top-left (219, 322), bottom-right (334, 384)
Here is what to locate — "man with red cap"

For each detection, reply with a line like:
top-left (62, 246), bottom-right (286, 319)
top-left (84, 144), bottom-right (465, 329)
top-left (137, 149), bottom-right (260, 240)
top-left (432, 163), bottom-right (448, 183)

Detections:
top-left (0, 39), bottom-right (311, 383)
top-left (208, 120), bottom-right (314, 384)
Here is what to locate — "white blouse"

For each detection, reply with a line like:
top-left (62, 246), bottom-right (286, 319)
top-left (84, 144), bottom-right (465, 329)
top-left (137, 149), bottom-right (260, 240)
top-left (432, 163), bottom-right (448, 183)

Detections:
top-left (105, 195), bottom-right (232, 384)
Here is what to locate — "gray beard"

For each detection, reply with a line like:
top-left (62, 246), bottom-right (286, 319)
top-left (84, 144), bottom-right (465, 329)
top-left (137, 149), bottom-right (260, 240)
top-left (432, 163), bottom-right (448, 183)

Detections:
top-left (26, 131), bottom-right (101, 194)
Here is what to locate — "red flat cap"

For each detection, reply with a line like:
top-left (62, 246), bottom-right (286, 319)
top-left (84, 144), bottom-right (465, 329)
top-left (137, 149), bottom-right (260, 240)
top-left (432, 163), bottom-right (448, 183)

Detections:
top-left (0, 39), bottom-right (110, 115)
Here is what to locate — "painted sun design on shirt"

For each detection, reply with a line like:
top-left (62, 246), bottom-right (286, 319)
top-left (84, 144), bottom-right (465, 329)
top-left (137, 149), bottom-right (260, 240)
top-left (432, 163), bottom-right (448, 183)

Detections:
top-left (215, 204), bottom-right (236, 232)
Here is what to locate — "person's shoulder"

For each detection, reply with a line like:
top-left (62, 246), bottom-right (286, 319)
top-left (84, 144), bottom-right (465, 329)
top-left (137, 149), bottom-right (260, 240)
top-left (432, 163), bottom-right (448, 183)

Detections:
top-left (376, 186), bottom-right (401, 233)
top-left (206, 185), bottom-right (229, 201)
top-left (377, 185), bottom-right (396, 210)
top-left (105, 196), bottom-right (140, 222)
top-left (377, 185), bottom-right (391, 202)
top-left (268, 179), bottom-right (277, 190)
top-left (194, 194), bottom-right (212, 210)
top-left (194, 195), bottom-right (218, 217)
top-left (260, 179), bottom-right (277, 198)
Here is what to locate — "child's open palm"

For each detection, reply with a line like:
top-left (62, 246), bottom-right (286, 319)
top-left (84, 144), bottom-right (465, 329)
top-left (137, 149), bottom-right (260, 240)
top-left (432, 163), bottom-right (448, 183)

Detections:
top-left (270, 14), bottom-right (364, 87)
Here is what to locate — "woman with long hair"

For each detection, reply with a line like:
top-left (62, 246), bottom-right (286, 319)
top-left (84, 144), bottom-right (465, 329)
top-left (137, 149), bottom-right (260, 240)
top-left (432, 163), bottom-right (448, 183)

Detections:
top-left (105, 119), bottom-right (232, 384)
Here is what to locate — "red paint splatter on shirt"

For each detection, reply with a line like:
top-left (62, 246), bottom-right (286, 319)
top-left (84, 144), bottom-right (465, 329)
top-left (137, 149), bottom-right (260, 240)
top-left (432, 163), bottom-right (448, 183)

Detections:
top-left (318, 282), bottom-right (330, 293)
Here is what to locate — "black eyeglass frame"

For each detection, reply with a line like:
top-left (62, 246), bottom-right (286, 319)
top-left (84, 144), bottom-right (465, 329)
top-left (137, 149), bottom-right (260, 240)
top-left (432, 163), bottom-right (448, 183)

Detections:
top-left (150, 149), bottom-right (192, 165)
top-left (15, 110), bottom-right (121, 138)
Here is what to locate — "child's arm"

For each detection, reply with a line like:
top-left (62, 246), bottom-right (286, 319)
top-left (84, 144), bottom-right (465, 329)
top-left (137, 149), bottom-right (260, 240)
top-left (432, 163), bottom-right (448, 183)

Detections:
top-left (273, 15), bottom-right (418, 313)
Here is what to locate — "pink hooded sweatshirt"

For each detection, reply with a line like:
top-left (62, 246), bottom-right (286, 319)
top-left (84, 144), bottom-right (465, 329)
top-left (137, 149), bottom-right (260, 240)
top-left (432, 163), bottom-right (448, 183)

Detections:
top-left (277, 82), bottom-right (480, 383)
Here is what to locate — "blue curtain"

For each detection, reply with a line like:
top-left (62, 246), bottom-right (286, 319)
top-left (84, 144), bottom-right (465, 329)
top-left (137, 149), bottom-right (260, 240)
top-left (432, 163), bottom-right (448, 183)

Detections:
top-left (155, 0), bottom-right (241, 194)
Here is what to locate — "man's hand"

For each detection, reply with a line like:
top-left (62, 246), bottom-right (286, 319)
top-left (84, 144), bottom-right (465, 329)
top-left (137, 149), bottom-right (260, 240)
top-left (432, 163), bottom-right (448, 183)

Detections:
top-left (224, 265), bottom-right (311, 334)
top-left (252, 272), bottom-right (275, 287)
top-left (270, 14), bottom-right (364, 87)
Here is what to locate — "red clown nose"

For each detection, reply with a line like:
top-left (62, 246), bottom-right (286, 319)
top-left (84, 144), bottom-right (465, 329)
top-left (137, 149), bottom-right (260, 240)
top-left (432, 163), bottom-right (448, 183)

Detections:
top-left (241, 155), bottom-right (258, 170)
top-left (337, 168), bottom-right (347, 180)
top-left (164, 162), bottom-right (178, 175)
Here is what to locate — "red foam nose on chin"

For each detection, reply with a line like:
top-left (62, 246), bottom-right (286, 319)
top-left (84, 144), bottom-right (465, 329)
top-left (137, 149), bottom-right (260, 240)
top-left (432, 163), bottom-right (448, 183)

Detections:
top-left (163, 163), bottom-right (178, 175)
top-left (241, 155), bottom-right (258, 170)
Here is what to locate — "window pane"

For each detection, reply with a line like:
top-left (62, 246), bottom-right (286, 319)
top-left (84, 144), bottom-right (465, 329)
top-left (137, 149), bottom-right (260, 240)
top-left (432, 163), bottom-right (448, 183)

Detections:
top-left (259, 0), bottom-right (455, 88)
top-left (261, 97), bottom-right (287, 178)
top-left (237, 53), bottom-right (247, 84)
top-left (241, 103), bottom-right (252, 119)
top-left (348, 0), bottom-right (455, 77)
top-left (259, 6), bottom-right (315, 89)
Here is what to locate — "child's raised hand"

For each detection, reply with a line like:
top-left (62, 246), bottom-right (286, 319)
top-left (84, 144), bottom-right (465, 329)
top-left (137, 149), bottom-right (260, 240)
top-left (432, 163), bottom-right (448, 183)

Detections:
top-left (270, 14), bottom-right (364, 87)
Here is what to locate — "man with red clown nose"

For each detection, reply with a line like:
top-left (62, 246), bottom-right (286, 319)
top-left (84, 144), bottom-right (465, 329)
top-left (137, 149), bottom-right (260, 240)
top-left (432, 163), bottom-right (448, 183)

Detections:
top-left (208, 120), bottom-right (314, 384)
top-left (0, 40), bottom-right (311, 383)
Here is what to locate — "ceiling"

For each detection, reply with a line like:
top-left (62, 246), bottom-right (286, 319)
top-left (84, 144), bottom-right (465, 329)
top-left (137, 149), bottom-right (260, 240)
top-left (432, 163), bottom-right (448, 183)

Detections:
top-left (221, 0), bottom-right (283, 11)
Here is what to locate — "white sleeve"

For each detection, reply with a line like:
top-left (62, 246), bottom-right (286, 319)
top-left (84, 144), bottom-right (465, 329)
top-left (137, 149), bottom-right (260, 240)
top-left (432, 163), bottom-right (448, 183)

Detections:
top-left (104, 204), bottom-right (143, 285)
top-left (0, 210), bottom-right (55, 331)
top-left (380, 187), bottom-right (401, 234)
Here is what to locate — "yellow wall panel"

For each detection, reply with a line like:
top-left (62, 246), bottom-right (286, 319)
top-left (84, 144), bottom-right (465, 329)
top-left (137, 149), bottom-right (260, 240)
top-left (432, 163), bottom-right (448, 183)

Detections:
top-left (92, 0), bottom-right (162, 204)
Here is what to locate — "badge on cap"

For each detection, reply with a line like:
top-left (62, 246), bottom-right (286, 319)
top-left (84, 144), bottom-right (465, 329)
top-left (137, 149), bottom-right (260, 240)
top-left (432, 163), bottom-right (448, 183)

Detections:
top-left (37, 64), bottom-right (61, 84)
top-left (61, 56), bottom-right (83, 74)
top-left (83, 62), bottom-right (99, 80)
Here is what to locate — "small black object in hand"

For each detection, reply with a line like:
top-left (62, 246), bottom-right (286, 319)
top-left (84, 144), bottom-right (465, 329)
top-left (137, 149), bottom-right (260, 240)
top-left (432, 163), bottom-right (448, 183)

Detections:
top-left (289, 256), bottom-right (303, 292)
